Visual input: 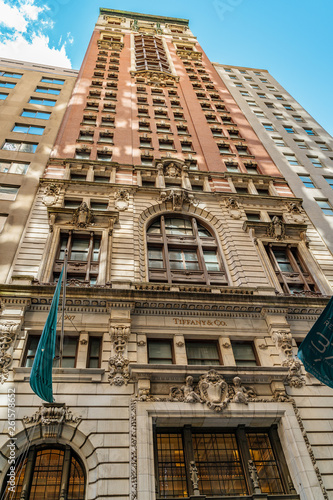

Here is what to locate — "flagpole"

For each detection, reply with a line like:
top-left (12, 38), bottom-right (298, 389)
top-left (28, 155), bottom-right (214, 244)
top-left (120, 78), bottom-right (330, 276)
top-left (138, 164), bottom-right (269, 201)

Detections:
top-left (59, 249), bottom-right (68, 368)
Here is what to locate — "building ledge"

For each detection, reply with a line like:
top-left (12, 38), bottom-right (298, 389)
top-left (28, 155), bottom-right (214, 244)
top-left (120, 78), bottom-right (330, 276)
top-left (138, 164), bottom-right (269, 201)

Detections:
top-left (13, 367), bottom-right (105, 383)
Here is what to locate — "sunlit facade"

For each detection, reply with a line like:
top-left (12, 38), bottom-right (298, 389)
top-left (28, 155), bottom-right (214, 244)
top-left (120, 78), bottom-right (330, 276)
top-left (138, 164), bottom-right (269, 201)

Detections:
top-left (1, 9), bottom-right (333, 500)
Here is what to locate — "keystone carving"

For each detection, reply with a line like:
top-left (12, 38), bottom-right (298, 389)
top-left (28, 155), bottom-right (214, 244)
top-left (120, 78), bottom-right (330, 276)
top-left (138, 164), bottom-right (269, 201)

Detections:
top-left (160, 188), bottom-right (198, 211)
top-left (108, 326), bottom-right (131, 386)
top-left (115, 188), bottom-right (130, 211)
top-left (23, 403), bottom-right (81, 425)
top-left (72, 202), bottom-right (94, 228)
top-left (0, 321), bottom-right (20, 384)
top-left (42, 183), bottom-right (60, 206)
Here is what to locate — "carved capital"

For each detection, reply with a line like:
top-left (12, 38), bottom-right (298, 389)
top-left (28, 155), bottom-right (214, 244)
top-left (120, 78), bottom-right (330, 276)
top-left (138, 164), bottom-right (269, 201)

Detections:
top-left (0, 321), bottom-right (20, 384)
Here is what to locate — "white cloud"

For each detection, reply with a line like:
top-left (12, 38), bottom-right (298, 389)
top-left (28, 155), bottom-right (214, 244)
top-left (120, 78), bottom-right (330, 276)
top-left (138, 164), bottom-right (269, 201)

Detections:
top-left (0, 0), bottom-right (29, 32)
top-left (0, 0), bottom-right (72, 68)
top-left (19, 0), bottom-right (43, 21)
top-left (0, 33), bottom-right (72, 68)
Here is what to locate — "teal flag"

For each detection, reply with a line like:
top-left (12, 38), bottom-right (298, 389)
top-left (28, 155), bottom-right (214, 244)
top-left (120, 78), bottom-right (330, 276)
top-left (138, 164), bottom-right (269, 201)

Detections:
top-left (30, 268), bottom-right (64, 402)
top-left (298, 296), bottom-right (333, 388)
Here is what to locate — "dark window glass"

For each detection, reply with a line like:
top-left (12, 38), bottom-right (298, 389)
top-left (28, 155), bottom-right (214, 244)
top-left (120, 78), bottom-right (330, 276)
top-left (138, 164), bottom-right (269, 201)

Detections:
top-left (232, 342), bottom-right (258, 366)
top-left (186, 341), bottom-right (220, 365)
top-left (148, 340), bottom-right (173, 364)
top-left (88, 337), bottom-right (101, 368)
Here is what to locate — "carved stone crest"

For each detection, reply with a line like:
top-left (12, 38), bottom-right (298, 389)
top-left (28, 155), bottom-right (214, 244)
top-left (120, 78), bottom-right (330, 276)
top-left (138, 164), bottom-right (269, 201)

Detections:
top-left (0, 321), bottom-right (20, 384)
top-left (267, 216), bottom-right (286, 240)
top-left (115, 189), bottom-right (130, 211)
top-left (42, 183), bottom-right (60, 206)
top-left (72, 202), bottom-right (94, 228)
top-left (198, 370), bottom-right (229, 412)
top-left (164, 162), bottom-right (181, 178)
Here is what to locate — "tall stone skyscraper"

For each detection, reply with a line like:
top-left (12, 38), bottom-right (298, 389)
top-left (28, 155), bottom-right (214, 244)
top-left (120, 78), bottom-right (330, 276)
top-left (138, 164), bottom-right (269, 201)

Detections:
top-left (1, 9), bottom-right (333, 500)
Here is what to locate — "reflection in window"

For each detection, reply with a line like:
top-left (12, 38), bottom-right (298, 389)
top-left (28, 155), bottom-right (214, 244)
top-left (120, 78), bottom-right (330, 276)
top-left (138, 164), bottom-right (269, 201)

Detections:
top-left (232, 342), bottom-right (258, 366)
top-left (3, 446), bottom-right (85, 499)
top-left (147, 215), bottom-right (227, 285)
top-left (23, 335), bottom-right (78, 368)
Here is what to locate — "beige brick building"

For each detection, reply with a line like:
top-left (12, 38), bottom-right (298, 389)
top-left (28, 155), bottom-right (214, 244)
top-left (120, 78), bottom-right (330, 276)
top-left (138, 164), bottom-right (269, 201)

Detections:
top-left (0, 10), bottom-right (333, 500)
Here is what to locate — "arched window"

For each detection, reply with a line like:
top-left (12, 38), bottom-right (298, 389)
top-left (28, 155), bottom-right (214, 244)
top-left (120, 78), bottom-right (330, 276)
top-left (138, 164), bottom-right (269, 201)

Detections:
top-left (147, 215), bottom-right (228, 285)
top-left (3, 445), bottom-right (85, 500)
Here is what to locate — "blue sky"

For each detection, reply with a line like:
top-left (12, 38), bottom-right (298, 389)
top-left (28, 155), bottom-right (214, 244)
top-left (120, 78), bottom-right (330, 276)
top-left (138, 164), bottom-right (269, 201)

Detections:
top-left (0, 0), bottom-right (332, 135)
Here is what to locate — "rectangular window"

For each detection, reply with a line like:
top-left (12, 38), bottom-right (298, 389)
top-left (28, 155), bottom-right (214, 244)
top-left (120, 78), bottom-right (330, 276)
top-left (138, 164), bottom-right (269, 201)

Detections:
top-left (283, 125), bottom-right (294, 133)
top-left (0, 161), bottom-right (29, 174)
top-left (244, 77), bottom-right (253, 81)
top-left (317, 200), bottom-right (333, 215)
top-left (284, 154), bottom-right (299, 165)
top-left (0, 81), bottom-right (15, 89)
top-left (23, 335), bottom-right (78, 368)
top-left (265, 102), bottom-right (275, 108)
top-left (232, 342), bottom-right (258, 366)
top-left (299, 175), bottom-right (315, 188)
top-left (246, 212), bottom-right (261, 221)
top-left (2, 141), bottom-right (38, 153)
top-left (21, 109), bottom-right (51, 120)
top-left (304, 127), bottom-right (315, 135)
top-left (91, 201), bottom-right (108, 210)
top-left (253, 111), bottom-right (265, 117)
top-left (316, 142), bottom-right (330, 151)
top-left (273, 137), bottom-right (285, 147)
top-left (87, 337), bottom-right (101, 368)
top-left (12, 124), bottom-right (44, 135)
top-left (257, 93), bottom-right (266, 98)
top-left (293, 115), bottom-right (304, 122)
top-left (273, 113), bottom-right (284, 120)
top-left (41, 77), bottom-right (64, 85)
top-left (0, 185), bottom-right (19, 200)
top-left (308, 156), bottom-right (323, 167)
top-left (246, 100), bottom-right (256, 106)
top-left (266, 246), bottom-right (317, 294)
top-left (155, 428), bottom-right (288, 498)
top-left (263, 123), bottom-right (274, 131)
top-left (274, 95), bottom-right (285, 100)
top-left (35, 87), bottom-right (60, 95)
top-left (0, 93), bottom-right (8, 100)
top-left (0, 71), bottom-right (21, 78)
top-left (29, 97), bottom-right (56, 106)
top-left (148, 339), bottom-right (173, 364)
top-left (250, 84), bottom-right (260, 89)
top-left (185, 340), bottom-right (220, 365)
top-left (283, 104), bottom-right (294, 110)
top-left (294, 139), bottom-right (308, 149)
top-left (240, 91), bottom-right (249, 96)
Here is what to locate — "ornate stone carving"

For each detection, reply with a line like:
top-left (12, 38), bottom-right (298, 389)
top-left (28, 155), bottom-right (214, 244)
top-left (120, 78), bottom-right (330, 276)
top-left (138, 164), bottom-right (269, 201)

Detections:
top-left (272, 330), bottom-right (305, 387)
top-left (232, 376), bottom-right (249, 404)
top-left (190, 461), bottom-right (200, 496)
top-left (0, 321), bottom-right (20, 384)
top-left (176, 49), bottom-right (202, 61)
top-left (72, 202), bottom-right (94, 228)
top-left (137, 340), bottom-right (146, 347)
top-left (225, 197), bottom-right (242, 219)
top-left (130, 400), bottom-right (137, 500)
top-left (115, 188), bottom-right (130, 211)
top-left (287, 202), bottom-right (305, 222)
top-left (160, 188), bottom-right (198, 210)
top-left (267, 216), bottom-right (286, 240)
top-left (130, 70), bottom-right (179, 85)
top-left (42, 183), bottom-right (60, 206)
top-left (108, 326), bottom-right (131, 386)
top-left (258, 343), bottom-right (268, 350)
top-left (198, 370), bottom-right (229, 412)
top-left (23, 403), bottom-right (81, 425)
top-left (176, 340), bottom-right (184, 347)
top-left (248, 460), bottom-right (261, 494)
top-left (164, 162), bottom-right (181, 178)
top-left (222, 342), bottom-right (231, 349)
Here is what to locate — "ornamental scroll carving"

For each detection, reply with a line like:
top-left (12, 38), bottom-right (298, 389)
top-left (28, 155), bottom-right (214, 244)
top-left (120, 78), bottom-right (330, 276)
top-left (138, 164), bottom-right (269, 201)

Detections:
top-left (23, 403), bottom-right (81, 426)
top-left (108, 326), bottom-right (131, 386)
top-left (0, 321), bottom-right (20, 384)
top-left (272, 330), bottom-right (305, 388)
top-left (267, 216), bottom-right (286, 240)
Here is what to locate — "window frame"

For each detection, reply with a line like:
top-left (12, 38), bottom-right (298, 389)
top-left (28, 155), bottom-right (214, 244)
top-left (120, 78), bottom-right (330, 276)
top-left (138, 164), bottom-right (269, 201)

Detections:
top-left (146, 215), bottom-right (228, 286)
top-left (148, 338), bottom-right (174, 364)
top-left (231, 341), bottom-right (259, 366)
top-left (185, 339), bottom-right (222, 365)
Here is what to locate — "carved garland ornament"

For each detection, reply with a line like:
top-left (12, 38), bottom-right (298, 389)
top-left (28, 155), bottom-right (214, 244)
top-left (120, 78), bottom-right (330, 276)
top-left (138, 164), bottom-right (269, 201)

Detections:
top-left (23, 403), bottom-right (81, 425)
top-left (0, 321), bottom-right (20, 384)
top-left (272, 330), bottom-right (305, 388)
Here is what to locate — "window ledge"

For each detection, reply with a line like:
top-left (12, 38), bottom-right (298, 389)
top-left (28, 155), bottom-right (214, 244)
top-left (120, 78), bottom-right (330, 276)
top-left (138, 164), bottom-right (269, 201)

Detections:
top-left (13, 367), bottom-right (105, 383)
